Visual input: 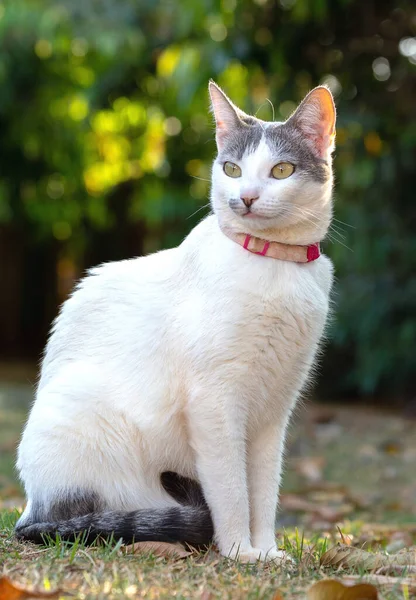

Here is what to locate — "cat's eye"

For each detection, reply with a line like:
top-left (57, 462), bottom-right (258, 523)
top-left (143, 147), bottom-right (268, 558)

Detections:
top-left (271, 162), bottom-right (295, 179)
top-left (223, 162), bottom-right (242, 178)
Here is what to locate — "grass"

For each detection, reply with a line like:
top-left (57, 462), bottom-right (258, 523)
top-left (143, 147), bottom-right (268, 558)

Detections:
top-left (1, 511), bottom-right (415, 599)
top-left (1, 376), bottom-right (415, 598)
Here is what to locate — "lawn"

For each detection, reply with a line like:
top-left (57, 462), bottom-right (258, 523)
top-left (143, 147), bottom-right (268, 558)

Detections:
top-left (0, 375), bottom-right (415, 599)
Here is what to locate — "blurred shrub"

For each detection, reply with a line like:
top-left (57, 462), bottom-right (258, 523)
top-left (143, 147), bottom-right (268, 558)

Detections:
top-left (0, 0), bottom-right (415, 398)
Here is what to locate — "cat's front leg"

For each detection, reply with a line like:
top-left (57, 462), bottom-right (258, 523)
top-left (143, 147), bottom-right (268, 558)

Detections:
top-left (247, 419), bottom-right (291, 561)
top-left (187, 393), bottom-right (266, 562)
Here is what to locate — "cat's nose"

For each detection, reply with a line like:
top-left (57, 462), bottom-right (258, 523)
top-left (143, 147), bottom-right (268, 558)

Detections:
top-left (240, 194), bottom-right (260, 208)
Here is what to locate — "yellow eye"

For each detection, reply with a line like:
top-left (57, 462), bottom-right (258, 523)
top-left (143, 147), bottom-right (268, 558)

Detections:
top-left (223, 162), bottom-right (242, 178)
top-left (271, 162), bottom-right (295, 179)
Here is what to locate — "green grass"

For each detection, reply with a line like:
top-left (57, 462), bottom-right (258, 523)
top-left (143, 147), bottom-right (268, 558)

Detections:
top-left (1, 511), bottom-right (415, 599)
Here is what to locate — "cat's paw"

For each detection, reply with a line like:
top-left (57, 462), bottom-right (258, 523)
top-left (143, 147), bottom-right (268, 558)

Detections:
top-left (223, 546), bottom-right (289, 563)
top-left (259, 547), bottom-right (295, 564)
top-left (226, 547), bottom-right (266, 563)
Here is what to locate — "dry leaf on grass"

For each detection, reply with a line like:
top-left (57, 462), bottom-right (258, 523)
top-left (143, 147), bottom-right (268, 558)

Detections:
top-left (122, 540), bottom-right (192, 559)
top-left (271, 591), bottom-right (284, 600)
top-left (294, 457), bottom-right (325, 483)
top-left (385, 531), bottom-right (414, 553)
top-left (344, 575), bottom-right (416, 593)
top-left (307, 579), bottom-right (378, 600)
top-left (0, 577), bottom-right (68, 599)
top-left (375, 565), bottom-right (416, 576)
top-left (321, 544), bottom-right (416, 571)
top-left (280, 494), bottom-right (353, 522)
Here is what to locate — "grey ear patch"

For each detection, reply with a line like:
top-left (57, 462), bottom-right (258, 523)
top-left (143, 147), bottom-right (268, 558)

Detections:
top-left (240, 115), bottom-right (259, 126)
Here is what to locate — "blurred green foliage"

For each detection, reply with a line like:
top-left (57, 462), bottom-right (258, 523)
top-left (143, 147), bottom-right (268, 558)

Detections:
top-left (0, 0), bottom-right (415, 399)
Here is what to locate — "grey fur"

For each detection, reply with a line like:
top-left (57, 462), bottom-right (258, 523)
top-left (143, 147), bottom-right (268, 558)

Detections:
top-left (219, 120), bottom-right (330, 184)
top-left (219, 119), bottom-right (263, 161)
top-left (265, 123), bottom-right (330, 183)
top-left (15, 479), bottom-right (214, 546)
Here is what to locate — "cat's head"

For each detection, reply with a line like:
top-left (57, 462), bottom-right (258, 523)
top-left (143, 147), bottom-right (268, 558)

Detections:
top-left (209, 81), bottom-right (336, 245)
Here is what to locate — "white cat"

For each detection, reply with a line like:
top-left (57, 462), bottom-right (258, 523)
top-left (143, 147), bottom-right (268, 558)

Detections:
top-left (16, 81), bottom-right (336, 563)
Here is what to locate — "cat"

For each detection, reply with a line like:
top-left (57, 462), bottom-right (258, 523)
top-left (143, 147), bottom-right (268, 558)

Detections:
top-left (15, 81), bottom-right (336, 563)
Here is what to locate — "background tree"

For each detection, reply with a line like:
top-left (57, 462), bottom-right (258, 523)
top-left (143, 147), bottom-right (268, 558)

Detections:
top-left (0, 0), bottom-right (415, 400)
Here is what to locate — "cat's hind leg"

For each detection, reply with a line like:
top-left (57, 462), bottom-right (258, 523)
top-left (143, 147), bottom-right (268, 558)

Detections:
top-left (16, 363), bottom-right (213, 546)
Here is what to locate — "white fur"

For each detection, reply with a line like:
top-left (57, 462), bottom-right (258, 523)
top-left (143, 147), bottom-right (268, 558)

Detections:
top-left (17, 91), bottom-right (334, 563)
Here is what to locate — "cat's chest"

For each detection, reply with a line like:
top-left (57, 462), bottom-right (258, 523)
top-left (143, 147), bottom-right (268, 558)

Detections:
top-left (218, 267), bottom-right (329, 352)
top-left (179, 250), bottom-right (332, 365)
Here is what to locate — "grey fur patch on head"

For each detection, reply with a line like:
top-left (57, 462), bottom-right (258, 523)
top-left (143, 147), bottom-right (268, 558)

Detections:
top-left (265, 123), bottom-right (330, 184)
top-left (218, 120), bottom-right (264, 161)
top-left (211, 81), bottom-right (333, 184)
top-left (217, 116), bottom-right (330, 184)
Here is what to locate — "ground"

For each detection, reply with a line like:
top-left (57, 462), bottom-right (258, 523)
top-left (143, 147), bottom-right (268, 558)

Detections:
top-left (0, 373), bottom-right (415, 599)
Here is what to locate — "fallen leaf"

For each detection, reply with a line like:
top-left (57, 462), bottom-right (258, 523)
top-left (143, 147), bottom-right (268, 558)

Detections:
top-left (375, 565), bottom-right (416, 576)
top-left (380, 441), bottom-right (402, 455)
top-left (280, 494), bottom-right (353, 522)
top-left (361, 523), bottom-right (416, 536)
top-left (354, 525), bottom-right (416, 549)
top-left (337, 526), bottom-right (353, 546)
top-left (386, 531), bottom-right (414, 553)
top-left (294, 457), bottom-right (325, 482)
top-left (344, 574), bottom-right (416, 593)
top-left (320, 544), bottom-right (416, 571)
top-left (307, 579), bottom-right (378, 600)
top-left (271, 592), bottom-right (284, 600)
top-left (0, 577), bottom-right (67, 599)
top-left (122, 540), bottom-right (192, 559)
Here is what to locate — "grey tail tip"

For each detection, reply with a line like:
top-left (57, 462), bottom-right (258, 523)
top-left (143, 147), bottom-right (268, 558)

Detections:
top-left (15, 472), bottom-right (214, 546)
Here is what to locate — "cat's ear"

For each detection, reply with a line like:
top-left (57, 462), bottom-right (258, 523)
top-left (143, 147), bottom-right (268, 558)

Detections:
top-left (287, 86), bottom-right (336, 158)
top-left (209, 81), bottom-right (247, 151)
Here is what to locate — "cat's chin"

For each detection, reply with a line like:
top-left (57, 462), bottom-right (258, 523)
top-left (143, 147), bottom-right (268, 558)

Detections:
top-left (236, 210), bottom-right (278, 223)
top-left (242, 212), bottom-right (268, 220)
top-left (239, 212), bottom-right (287, 229)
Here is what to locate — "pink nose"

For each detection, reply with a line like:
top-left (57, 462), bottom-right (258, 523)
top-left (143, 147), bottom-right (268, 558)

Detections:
top-left (240, 194), bottom-right (259, 208)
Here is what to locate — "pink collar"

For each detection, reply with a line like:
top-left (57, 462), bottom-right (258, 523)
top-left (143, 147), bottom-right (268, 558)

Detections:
top-left (221, 227), bottom-right (321, 263)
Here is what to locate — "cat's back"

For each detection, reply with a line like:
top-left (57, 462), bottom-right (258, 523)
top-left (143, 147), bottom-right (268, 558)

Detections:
top-left (39, 246), bottom-right (184, 385)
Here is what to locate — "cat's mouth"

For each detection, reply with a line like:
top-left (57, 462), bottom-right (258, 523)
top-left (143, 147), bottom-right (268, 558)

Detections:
top-left (228, 199), bottom-right (275, 221)
top-left (242, 209), bottom-right (273, 220)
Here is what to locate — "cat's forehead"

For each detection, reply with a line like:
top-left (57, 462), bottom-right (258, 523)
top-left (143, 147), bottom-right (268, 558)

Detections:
top-left (218, 119), bottom-right (329, 183)
top-left (219, 120), bottom-right (297, 161)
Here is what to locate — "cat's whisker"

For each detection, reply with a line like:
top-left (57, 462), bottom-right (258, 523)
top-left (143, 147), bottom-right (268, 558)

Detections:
top-left (266, 98), bottom-right (275, 122)
top-left (280, 206), bottom-right (353, 251)
top-left (255, 100), bottom-right (276, 124)
top-left (329, 237), bottom-right (353, 252)
top-left (191, 175), bottom-right (211, 183)
top-left (325, 227), bottom-right (353, 251)
top-left (332, 217), bottom-right (356, 229)
top-left (328, 225), bottom-right (346, 240)
top-left (186, 203), bottom-right (211, 220)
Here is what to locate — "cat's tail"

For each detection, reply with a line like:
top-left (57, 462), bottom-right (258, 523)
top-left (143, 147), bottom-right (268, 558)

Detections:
top-left (15, 473), bottom-right (214, 546)
top-left (15, 505), bottom-right (213, 545)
